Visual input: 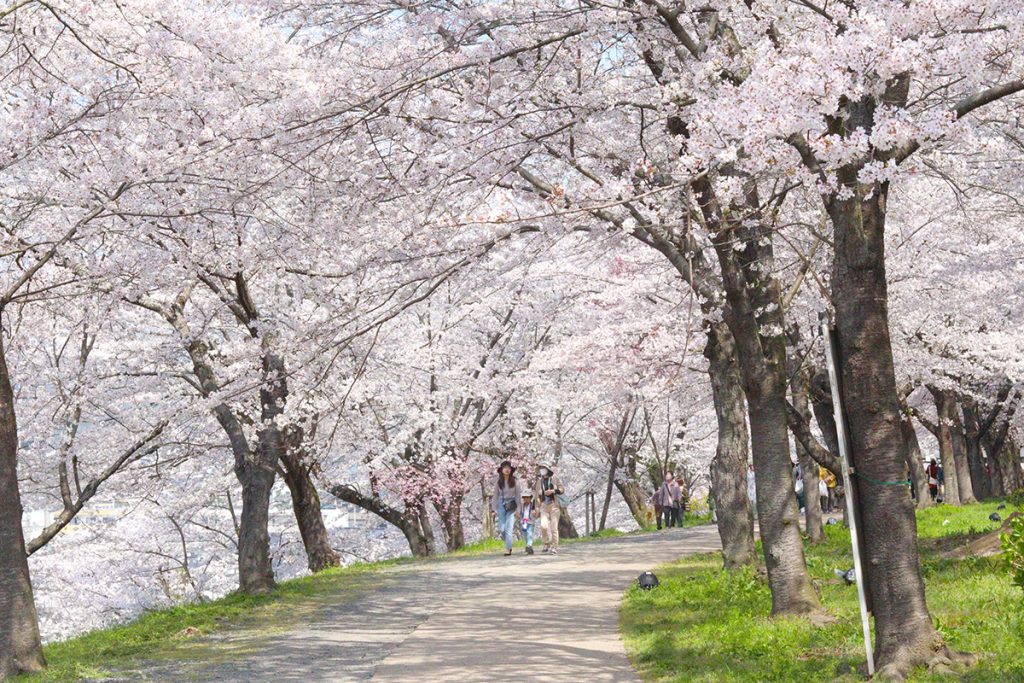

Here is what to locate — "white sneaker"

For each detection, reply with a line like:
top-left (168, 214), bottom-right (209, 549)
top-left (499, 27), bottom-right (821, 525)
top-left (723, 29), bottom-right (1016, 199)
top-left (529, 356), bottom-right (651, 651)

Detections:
top-left (541, 546), bottom-right (550, 553)
top-left (549, 547), bottom-right (558, 555)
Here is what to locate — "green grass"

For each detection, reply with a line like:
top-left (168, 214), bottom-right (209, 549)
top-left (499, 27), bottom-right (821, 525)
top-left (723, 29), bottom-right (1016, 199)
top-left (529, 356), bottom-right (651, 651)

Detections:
top-left (622, 499), bottom-right (1024, 682)
top-left (18, 523), bottom-right (658, 682)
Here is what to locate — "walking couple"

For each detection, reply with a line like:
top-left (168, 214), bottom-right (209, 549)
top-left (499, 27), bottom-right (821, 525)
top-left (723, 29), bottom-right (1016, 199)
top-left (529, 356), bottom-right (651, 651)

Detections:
top-left (492, 461), bottom-right (566, 556)
top-left (653, 472), bottom-right (686, 529)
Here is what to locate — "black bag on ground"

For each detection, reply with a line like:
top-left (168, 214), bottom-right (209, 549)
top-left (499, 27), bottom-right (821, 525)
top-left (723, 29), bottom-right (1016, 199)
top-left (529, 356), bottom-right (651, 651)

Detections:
top-left (637, 571), bottom-right (659, 590)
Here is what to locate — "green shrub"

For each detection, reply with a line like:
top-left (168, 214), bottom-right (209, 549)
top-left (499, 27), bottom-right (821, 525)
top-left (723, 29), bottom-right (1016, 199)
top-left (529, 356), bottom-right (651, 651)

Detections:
top-left (1002, 514), bottom-right (1024, 592)
top-left (1007, 488), bottom-right (1024, 509)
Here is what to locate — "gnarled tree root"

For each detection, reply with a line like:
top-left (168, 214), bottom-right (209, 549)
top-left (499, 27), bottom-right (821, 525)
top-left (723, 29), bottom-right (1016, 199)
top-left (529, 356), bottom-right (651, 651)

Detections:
top-left (873, 641), bottom-right (977, 681)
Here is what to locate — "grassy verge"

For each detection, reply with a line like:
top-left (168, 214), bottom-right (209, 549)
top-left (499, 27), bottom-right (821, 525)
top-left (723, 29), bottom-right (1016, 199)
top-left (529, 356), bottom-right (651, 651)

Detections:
top-left (622, 500), bottom-right (1024, 682)
top-left (19, 524), bottom-right (651, 682)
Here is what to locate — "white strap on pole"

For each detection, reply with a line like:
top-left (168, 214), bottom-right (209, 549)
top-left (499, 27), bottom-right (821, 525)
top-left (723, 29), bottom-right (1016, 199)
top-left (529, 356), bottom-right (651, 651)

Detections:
top-left (823, 323), bottom-right (875, 676)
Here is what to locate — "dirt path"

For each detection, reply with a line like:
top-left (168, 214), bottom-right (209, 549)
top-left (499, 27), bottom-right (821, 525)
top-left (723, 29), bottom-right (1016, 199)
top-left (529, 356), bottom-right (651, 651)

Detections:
top-left (125, 526), bottom-right (722, 682)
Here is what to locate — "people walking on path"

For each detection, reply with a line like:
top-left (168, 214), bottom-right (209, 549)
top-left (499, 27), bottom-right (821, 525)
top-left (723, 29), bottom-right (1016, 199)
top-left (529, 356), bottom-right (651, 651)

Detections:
top-left (535, 464), bottom-right (565, 554)
top-left (492, 460), bottom-right (522, 556)
top-left (673, 473), bottom-right (687, 527)
top-left (520, 491), bottom-right (539, 555)
top-left (654, 474), bottom-right (672, 529)
top-left (656, 474), bottom-right (682, 528)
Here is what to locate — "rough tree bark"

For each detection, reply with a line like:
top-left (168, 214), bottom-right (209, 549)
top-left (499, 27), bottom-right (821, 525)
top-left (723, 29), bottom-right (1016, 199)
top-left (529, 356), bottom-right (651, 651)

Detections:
top-left (826, 145), bottom-right (958, 676)
top-left (0, 333), bottom-right (46, 679)
top-left (279, 427), bottom-right (340, 572)
top-left (922, 388), bottom-right (962, 506)
top-left (959, 401), bottom-right (989, 500)
top-left (433, 494), bottom-right (465, 551)
top-left (704, 329), bottom-right (756, 567)
top-left (696, 176), bottom-right (821, 616)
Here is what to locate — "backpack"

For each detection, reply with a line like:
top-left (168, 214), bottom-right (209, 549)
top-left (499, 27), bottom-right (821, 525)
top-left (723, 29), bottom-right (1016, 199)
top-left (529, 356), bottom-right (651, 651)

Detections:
top-left (637, 571), bottom-right (660, 590)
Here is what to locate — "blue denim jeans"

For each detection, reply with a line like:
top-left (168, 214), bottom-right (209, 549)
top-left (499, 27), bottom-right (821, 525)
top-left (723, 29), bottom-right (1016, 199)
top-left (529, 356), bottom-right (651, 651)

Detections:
top-left (522, 522), bottom-right (534, 547)
top-left (497, 503), bottom-right (517, 551)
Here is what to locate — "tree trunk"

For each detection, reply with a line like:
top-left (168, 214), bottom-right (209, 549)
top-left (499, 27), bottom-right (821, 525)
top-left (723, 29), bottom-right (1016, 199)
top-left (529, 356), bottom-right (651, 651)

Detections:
top-left (329, 484), bottom-right (436, 557)
top-left (996, 436), bottom-right (1021, 493)
top-left (704, 326), bottom-right (756, 568)
top-left (614, 478), bottom-right (649, 528)
top-left (927, 387), bottom-right (961, 506)
top-left (828, 176), bottom-right (947, 677)
top-left (788, 350), bottom-right (823, 543)
top-left (434, 494), bottom-right (465, 551)
top-left (416, 503), bottom-right (436, 555)
top-left (697, 180), bottom-right (819, 616)
top-left (899, 406), bottom-right (932, 509)
top-left (948, 400), bottom-right (977, 505)
top-left (558, 504), bottom-right (580, 539)
top-left (745, 387), bottom-right (821, 614)
top-left (960, 402), bottom-right (989, 500)
top-left (0, 333), bottom-right (46, 679)
top-left (798, 443), bottom-right (823, 544)
top-left (279, 440), bottom-right (340, 573)
top-left (598, 450), bottom-right (616, 531)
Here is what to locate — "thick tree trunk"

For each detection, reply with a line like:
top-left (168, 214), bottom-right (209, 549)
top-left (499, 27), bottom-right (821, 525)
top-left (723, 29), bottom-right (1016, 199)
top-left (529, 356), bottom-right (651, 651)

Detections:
top-left (279, 442), bottom-right (340, 573)
top-left (614, 478), bottom-right (649, 528)
top-left (829, 178), bottom-right (947, 677)
top-left (745, 387), bottom-right (821, 615)
top-left (927, 387), bottom-right (962, 506)
top-left (1005, 438), bottom-right (1023, 493)
top-left (948, 400), bottom-right (977, 505)
top-left (558, 504), bottom-right (580, 539)
top-left (0, 334), bottom-right (46, 679)
top-left (697, 179), bottom-right (820, 616)
top-left (704, 328), bottom-right (756, 568)
top-left (960, 403), bottom-right (989, 500)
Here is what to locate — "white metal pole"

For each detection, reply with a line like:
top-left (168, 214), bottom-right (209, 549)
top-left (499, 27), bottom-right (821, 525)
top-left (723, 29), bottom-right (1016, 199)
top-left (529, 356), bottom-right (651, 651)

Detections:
top-left (823, 323), bottom-right (875, 676)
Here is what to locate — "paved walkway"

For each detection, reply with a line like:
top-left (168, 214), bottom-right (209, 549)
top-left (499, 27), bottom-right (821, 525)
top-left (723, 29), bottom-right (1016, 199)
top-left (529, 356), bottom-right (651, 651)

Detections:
top-left (130, 526), bottom-right (722, 682)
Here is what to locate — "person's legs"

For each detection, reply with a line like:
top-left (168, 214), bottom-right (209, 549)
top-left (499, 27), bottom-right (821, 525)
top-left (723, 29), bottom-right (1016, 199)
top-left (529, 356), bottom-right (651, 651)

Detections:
top-left (654, 504), bottom-right (663, 530)
top-left (675, 506), bottom-right (684, 527)
top-left (498, 505), bottom-right (514, 552)
top-left (661, 506), bottom-right (672, 529)
top-left (548, 503), bottom-right (561, 550)
top-left (539, 504), bottom-right (552, 550)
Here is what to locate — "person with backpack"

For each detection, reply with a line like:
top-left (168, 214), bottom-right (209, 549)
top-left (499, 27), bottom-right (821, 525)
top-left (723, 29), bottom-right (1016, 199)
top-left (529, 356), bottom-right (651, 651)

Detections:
top-left (534, 464), bottom-right (565, 554)
top-left (492, 460), bottom-right (522, 556)
top-left (520, 491), bottom-right (540, 555)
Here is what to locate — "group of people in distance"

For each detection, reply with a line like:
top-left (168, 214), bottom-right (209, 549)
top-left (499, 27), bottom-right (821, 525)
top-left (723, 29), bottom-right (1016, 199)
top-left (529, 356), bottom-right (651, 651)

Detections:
top-left (651, 472), bottom-right (688, 529)
top-left (793, 464), bottom-right (841, 514)
top-left (492, 461), bottom-right (566, 556)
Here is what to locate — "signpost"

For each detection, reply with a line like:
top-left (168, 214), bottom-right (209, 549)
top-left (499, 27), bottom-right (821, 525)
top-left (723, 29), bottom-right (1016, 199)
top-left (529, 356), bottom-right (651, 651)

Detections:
top-left (822, 321), bottom-right (875, 676)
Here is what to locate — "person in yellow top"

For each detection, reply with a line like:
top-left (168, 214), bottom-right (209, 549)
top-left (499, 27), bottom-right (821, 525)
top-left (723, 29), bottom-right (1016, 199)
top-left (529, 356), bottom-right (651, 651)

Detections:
top-left (819, 467), bottom-right (838, 512)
